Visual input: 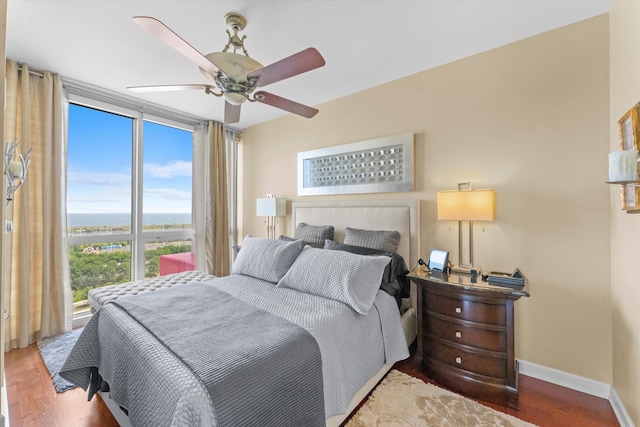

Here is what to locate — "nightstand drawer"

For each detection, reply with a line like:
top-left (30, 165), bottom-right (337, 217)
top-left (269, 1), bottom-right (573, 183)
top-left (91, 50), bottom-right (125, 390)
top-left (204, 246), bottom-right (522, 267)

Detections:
top-left (424, 291), bottom-right (506, 326)
top-left (423, 314), bottom-right (506, 352)
top-left (424, 339), bottom-right (507, 379)
top-left (410, 272), bottom-right (526, 409)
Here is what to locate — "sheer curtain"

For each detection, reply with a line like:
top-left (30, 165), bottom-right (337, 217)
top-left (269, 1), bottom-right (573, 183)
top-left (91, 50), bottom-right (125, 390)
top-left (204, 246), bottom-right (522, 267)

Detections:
top-left (4, 60), bottom-right (71, 350)
top-left (204, 121), bottom-right (230, 277)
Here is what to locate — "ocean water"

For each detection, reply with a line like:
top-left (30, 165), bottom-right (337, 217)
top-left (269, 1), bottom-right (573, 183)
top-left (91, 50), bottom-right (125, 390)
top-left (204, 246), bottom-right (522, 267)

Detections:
top-left (68, 213), bottom-right (191, 227)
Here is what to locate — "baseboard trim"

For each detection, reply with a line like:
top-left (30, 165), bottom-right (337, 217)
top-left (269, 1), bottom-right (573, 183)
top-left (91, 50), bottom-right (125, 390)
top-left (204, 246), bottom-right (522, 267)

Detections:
top-left (518, 359), bottom-right (610, 398)
top-left (1, 373), bottom-right (8, 427)
top-left (518, 359), bottom-right (634, 427)
top-left (72, 311), bottom-right (92, 329)
top-left (609, 387), bottom-right (635, 427)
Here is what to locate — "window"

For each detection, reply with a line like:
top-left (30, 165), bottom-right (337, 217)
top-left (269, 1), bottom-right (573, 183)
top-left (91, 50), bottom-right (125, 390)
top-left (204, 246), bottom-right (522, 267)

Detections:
top-left (67, 100), bottom-right (196, 315)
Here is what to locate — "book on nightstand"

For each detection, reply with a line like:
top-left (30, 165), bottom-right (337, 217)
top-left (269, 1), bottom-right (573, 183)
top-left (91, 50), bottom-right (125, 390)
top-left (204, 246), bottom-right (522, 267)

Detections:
top-left (487, 268), bottom-right (525, 288)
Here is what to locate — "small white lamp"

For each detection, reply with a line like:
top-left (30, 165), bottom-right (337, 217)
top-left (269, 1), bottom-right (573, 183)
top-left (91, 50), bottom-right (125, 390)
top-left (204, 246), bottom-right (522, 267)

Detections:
top-left (256, 194), bottom-right (286, 238)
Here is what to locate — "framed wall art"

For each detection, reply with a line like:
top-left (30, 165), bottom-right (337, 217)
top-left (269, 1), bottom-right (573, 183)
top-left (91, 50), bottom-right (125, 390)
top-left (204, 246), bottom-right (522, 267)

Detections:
top-left (618, 103), bottom-right (640, 212)
top-left (297, 133), bottom-right (415, 196)
top-left (618, 103), bottom-right (640, 150)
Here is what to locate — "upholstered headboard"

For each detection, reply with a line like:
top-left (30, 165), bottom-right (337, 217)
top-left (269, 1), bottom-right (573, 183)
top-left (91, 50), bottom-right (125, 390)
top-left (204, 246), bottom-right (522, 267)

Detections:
top-left (293, 199), bottom-right (420, 349)
top-left (291, 199), bottom-right (420, 268)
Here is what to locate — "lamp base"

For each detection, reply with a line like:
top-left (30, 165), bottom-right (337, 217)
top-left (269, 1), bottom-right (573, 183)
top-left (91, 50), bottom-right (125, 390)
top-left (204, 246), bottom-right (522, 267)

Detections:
top-left (450, 265), bottom-right (479, 276)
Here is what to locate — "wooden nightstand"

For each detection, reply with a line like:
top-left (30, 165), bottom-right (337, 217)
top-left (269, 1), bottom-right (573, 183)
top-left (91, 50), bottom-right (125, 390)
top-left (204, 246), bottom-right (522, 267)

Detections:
top-left (408, 269), bottom-right (529, 409)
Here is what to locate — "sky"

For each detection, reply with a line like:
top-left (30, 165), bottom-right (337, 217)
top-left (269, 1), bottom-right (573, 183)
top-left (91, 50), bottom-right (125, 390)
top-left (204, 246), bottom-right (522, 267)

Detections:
top-left (67, 103), bottom-right (193, 214)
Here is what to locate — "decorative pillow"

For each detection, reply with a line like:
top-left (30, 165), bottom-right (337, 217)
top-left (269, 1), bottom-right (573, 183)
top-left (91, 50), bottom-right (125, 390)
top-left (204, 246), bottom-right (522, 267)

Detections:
top-left (293, 223), bottom-right (334, 248)
top-left (277, 246), bottom-right (390, 314)
top-left (232, 235), bottom-right (305, 283)
top-left (344, 227), bottom-right (401, 253)
top-left (323, 239), bottom-right (410, 308)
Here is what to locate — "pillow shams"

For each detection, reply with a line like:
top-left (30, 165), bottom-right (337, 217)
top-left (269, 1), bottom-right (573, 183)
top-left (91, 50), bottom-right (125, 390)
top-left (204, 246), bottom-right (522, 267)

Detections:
top-left (232, 235), bottom-right (305, 283)
top-left (277, 246), bottom-right (390, 314)
top-left (323, 239), bottom-right (411, 307)
top-left (293, 223), bottom-right (334, 248)
top-left (344, 227), bottom-right (401, 252)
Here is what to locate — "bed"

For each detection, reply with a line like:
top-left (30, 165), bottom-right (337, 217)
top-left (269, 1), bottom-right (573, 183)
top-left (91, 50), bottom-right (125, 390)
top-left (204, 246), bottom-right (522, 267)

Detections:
top-left (60, 199), bottom-right (420, 427)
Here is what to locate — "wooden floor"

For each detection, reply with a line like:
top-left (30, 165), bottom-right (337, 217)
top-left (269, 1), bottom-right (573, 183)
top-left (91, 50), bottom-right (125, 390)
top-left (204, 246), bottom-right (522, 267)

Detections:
top-left (394, 355), bottom-right (620, 427)
top-left (5, 342), bottom-right (620, 427)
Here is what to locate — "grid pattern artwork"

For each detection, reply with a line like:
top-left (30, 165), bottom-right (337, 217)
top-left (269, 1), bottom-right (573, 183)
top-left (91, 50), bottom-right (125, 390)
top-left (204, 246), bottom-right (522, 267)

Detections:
top-left (307, 145), bottom-right (405, 187)
top-left (298, 133), bottom-right (414, 196)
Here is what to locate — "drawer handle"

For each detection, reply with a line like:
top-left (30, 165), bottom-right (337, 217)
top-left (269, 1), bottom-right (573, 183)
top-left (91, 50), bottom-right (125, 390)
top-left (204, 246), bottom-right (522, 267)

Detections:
top-left (455, 331), bottom-right (462, 338)
top-left (455, 356), bottom-right (462, 364)
top-left (455, 307), bottom-right (462, 314)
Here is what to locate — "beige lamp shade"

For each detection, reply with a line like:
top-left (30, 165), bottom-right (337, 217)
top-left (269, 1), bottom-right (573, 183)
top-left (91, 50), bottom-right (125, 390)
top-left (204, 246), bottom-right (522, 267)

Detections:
top-left (437, 189), bottom-right (495, 221)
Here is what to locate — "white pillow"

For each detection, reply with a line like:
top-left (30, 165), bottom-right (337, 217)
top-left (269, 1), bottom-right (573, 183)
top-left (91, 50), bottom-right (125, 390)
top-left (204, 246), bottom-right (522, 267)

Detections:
top-left (232, 235), bottom-right (305, 283)
top-left (277, 246), bottom-right (390, 314)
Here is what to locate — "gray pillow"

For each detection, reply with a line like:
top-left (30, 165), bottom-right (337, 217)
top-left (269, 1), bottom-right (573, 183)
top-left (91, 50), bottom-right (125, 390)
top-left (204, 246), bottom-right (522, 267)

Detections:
top-left (293, 223), bottom-right (334, 248)
top-left (277, 246), bottom-right (390, 314)
top-left (232, 235), bottom-right (305, 283)
top-left (344, 227), bottom-right (401, 253)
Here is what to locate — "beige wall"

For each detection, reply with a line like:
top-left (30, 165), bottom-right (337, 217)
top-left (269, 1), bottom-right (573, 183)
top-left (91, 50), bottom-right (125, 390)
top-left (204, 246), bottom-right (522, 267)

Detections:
top-left (610, 2), bottom-right (640, 425)
top-left (0, 0), bottom-right (6, 408)
top-left (242, 16), bottom-right (612, 383)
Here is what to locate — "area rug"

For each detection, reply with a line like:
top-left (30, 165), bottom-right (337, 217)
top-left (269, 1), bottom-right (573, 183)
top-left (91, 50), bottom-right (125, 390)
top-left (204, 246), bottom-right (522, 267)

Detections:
top-left (345, 369), bottom-right (536, 427)
top-left (36, 327), bottom-right (83, 392)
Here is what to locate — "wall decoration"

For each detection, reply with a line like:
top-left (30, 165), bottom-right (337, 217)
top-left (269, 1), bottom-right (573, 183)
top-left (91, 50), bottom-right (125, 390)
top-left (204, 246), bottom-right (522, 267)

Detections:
top-left (618, 103), bottom-right (640, 150)
top-left (297, 133), bottom-right (414, 196)
top-left (621, 184), bottom-right (640, 212)
top-left (617, 103), bottom-right (640, 212)
top-left (4, 140), bottom-right (34, 204)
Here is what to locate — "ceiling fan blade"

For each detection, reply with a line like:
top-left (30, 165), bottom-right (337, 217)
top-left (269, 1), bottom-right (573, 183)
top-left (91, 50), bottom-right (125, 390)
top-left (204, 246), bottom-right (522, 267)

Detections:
top-left (255, 91), bottom-right (318, 118)
top-left (248, 47), bottom-right (325, 87)
top-left (127, 84), bottom-right (215, 93)
top-left (133, 16), bottom-right (220, 75)
top-left (225, 102), bottom-right (241, 124)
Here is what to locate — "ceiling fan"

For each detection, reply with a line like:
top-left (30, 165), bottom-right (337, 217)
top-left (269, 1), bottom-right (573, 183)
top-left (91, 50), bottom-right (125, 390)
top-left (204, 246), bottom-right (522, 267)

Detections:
top-left (128, 13), bottom-right (326, 124)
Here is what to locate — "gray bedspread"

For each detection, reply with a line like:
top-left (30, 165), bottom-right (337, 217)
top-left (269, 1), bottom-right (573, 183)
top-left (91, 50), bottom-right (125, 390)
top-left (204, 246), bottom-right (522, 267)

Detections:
top-left (205, 274), bottom-right (409, 418)
top-left (61, 282), bottom-right (325, 427)
top-left (60, 274), bottom-right (409, 425)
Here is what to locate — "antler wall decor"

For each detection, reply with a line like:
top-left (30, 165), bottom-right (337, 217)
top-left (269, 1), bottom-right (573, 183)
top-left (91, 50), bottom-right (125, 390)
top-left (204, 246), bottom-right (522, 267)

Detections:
top-left (4, 140), bottom-right (34, 204)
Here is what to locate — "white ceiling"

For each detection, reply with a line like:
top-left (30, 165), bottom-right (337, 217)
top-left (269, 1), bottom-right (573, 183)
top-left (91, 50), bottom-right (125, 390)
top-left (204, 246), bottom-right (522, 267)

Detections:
top-left (6, 0), bottom-right (611, 130)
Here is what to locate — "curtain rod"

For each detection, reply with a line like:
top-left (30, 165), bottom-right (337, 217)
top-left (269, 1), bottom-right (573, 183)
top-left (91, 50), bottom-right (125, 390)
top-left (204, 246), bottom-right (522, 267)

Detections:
top-left (17, 65), bottom-right (44, 78)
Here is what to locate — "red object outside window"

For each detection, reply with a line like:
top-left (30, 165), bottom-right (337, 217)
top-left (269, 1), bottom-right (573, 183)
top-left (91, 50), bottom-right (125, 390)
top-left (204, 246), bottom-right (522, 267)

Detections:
top-left (159, 252), bottom-right (196, 276)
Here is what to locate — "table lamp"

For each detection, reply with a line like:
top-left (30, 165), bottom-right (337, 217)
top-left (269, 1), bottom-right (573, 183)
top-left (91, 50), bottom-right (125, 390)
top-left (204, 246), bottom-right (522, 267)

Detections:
top-left (437, 183), bottom-right (494, 274)
top-left (256, 194), bottom-right (286, 238)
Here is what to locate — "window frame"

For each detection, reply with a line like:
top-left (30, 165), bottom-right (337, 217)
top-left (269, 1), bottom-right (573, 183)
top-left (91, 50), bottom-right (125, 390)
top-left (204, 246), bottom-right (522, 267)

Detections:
top-left (66, 92), bottom-right (200, 286)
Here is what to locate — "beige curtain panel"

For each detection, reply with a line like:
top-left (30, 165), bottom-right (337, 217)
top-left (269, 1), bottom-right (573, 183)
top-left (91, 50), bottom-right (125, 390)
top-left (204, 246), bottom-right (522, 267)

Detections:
top-left (205, 121), bottom-right (230, 277)
top-left (4, 60), bottom-right (71, 350)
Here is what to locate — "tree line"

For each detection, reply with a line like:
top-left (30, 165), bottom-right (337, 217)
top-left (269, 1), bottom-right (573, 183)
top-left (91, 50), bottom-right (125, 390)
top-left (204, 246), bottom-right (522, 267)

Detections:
top-left (69, 243), bottom-right (191, 303)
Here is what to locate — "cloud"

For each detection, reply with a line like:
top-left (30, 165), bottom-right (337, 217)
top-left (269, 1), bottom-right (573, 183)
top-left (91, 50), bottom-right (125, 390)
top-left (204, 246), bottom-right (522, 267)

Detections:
top-left (66, 164), bottom-right (192, 213)
top-left (144, 187), bottom-right (192, 201)
top-left (144, 161), bottom-right (192, 178)
top-left (67, 169), bottom-right (130, 185)
top-left (67, 184), bottom-right (132, 213)
top-left (67, 197), bottom-right (130, 213)
top-left (142, 188), bottom-right (191, 213)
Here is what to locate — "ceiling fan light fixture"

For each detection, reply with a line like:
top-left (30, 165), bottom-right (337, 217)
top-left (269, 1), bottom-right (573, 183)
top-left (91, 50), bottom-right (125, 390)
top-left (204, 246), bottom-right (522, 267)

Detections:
top-left (131, 14), bottom-right (326, 123)
top-left (202, 52), bottom-right (262, 82)
top-left (224, 91), bottom-right (247, 105)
